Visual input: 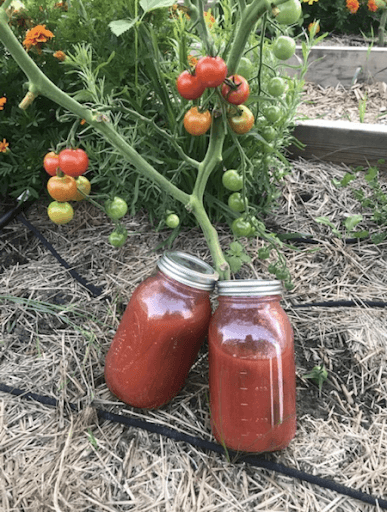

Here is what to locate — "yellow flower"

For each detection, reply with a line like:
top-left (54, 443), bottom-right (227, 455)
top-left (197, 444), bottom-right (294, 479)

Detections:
top-left (302, 0), bottom-right (319, 4)
top-left (203, 10), bottom-right (216, 28)
top-left (23, 24), bottom-right (54, 52)
top-left (0, 97), bottom-right (6, 110)
top-left (53, 50), bottom-right (66, 61)
top-left (188, 54), bottom-right (198, 67)
top-left (0, 139), bottom-right (9, 153)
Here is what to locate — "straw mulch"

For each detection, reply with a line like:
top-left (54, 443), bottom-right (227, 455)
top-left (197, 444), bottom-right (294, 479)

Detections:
top-left (1, 157), bottom-right (387, 511)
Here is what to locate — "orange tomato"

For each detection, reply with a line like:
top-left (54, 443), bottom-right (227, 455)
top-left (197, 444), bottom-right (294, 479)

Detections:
top-left (228, 105), bottom-right (254, 134)
top-left (183, 107), bottom-right (212, 136)
top-left (47, 175), bottom-right (77, 202)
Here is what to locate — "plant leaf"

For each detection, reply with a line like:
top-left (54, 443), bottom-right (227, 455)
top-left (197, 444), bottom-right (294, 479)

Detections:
top-left (140, 0), bottom-right (175, 12)
top-left (344, 214), bottom-right (363, 232)
top-left (109, 18), bottom-right (138, 37)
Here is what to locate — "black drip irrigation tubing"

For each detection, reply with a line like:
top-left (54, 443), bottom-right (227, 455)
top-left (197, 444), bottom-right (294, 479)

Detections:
top-left (0, 382), bottom-right (386, 509)
top-left (2, 208), bottom-right (387, 507)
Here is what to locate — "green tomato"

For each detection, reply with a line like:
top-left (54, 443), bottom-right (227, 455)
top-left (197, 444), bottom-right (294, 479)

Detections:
top-left (237, 57), bottom-right (254, 80)
top-left (105, 196), bottom-right (128, 220)
top-left (267, 77), bottom-right (286, 97)
top-left (275, 0), bottom-right (302, 25)
top-left (232, 218), bottom-right (252, 237)
top-left (228, 192), bottom-right (248, 212)
top-left (262, 126), bottom-right (277, 142)
top-left (272, 36), bottom-right (296, 61)
top-left (109, 228), bottom-right (128, 248)
top-left (222, 170), bottom-right (243, 192)
top-left (165, 213), bottom-right (180, 229)
top-left (262, 104), bottom-right (283, 123)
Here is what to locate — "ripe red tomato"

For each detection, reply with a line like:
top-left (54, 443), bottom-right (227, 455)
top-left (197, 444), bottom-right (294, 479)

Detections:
top-left (176, 70), bottom-right (206, 100)
top-left (195, 56), bottom-right (227, 88)
top-left (221, 75), bottom-right (250, 105)
top-left (228, 105), bottom-right (254, 134)
top-left (71, 176), bottom-right (91, 201)
top-left (47, 201), bottom-right (74, 225)
top-left (58, 148), bottom-right (89, 177)
top-left (183, 107), bottom-right (212, 136)
top-left (47, 175), bottom-right (78, 202)
top-left (43, 151), bottom-right (60, 176)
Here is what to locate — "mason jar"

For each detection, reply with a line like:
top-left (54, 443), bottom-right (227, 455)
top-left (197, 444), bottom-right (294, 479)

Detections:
top-left (208, 279), bottom-right (296, 452)
top-left (105, 251), bottom-right (218, 409)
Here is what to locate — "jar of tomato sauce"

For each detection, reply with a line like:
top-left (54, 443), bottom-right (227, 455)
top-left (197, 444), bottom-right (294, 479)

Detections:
top-left (208, 280), bottom-right (296, 453)
top-left (104, 251), bottom-right (218, 409)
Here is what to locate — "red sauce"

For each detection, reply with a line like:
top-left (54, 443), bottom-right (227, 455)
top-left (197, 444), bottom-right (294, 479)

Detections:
top-left (104, 270), bottom-right (212, 409)
top-left (208, 294), bottom-right (296, 452)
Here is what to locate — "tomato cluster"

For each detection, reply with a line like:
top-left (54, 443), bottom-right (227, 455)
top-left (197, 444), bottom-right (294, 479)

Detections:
top-left (177, 54), bottom-right (255, 137)
top-left (44, 148), bottom-right (90, 225)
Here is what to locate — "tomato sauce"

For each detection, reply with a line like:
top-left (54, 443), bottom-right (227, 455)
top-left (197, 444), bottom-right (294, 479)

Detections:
top-left (104, 252), bottom-right (218, 409)
top-left (208, 282), bottom-right (296, 453)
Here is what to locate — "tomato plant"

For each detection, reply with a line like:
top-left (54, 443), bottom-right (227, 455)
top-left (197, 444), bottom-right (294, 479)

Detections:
top-left (267, 77), bottom-right (286, 97)
top-left (176, 70), bottom-right (206, 100)
top-left (195, 56), bottom-right (227, 88)
top-left (105, 197), bottom-right (128, 220)
top-left (72, 176), bottom-right (91, 201)
top-left (221, 75), bottom-right (250, 105)
top-left (43, 151), bottom-right (60, 176)
top-left (222, 170), bottom-right (243, 192)
top-left (109, 227), bottom-right (128, 248)
top-left (261, 126), bottom-right (277, 142)
top-left (58, 148), bottom-right (89, 177)
top-left (47, 175), bottom-right (78, 202)
top-left (262, 104), bottom-right (283, 123)
top-left (274, 0), bottom-right (302, 25)
top-left (272, 36), bottom-right (296, 61)
top-left (183, 107), bottom-right (212, 136)
top-left (228, 105), bottom-right (254, 134)
top-left (228, 192), bottom-right (248, 212)
top-left (232, 217), bottom-right (252, 237)
top-left (47, 201), bottom-right (74, 225)
top-left (237, 57), bottom-right (254, 80)
top-left (165, 213), bottom-right (180, 229)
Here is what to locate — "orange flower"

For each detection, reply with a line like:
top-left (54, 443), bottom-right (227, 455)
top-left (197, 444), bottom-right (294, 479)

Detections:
top-left (368, 0), bottom-right (378, 11)
top-left (54, 1), bottom-right (68, 10)
top-left (346, 0), bottom-right (360, 13)
top-left (308, 21), bottom-right (320, 34)
top-left (0, 97), bottom-right (6, 110)
top-left (0, 139), bottom-right (9, 153)
top-left (23, 24), bottom-right (54, 52)
top-left (53, 50), bottom-right (66, 61)
top-left (188, 54), bottom-right (198, 67)
top-left (203, 11), bottom-right (215, 28)
top-left (80, 119), bottom-right (86, 125)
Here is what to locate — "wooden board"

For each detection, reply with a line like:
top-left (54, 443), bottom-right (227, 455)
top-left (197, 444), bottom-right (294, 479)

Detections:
top-left (289, 119), bottom-right (387, 171)
top-left (285, 46), bottom-right (387, 87)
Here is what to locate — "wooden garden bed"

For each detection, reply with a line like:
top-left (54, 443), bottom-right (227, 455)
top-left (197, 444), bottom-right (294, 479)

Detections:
top-left (286, 45), bottom-right (387, 171)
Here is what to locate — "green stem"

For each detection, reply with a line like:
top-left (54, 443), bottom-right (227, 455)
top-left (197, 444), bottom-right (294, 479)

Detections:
top-left (226, 0), bottom-right (271, 75)
top-left (378, 9), bottom-right (387, 47)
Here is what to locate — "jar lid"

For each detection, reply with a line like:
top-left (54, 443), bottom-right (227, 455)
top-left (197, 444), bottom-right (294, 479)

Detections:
top-left (157, 251), bottom-right (219, 291)
top-left (217, 279), bottom-right (282, 296)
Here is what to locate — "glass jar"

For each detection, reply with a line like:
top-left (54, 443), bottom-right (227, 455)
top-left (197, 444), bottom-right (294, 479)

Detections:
top-left (208, 280), bottom-right (296, 453)
top-left (104, 251), bottom-right (218, 409)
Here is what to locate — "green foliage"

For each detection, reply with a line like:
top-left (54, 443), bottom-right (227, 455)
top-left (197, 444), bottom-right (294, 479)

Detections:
top-left (303, 364), bottom-right (328, 396)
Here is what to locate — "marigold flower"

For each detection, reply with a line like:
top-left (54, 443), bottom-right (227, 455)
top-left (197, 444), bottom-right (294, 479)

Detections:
top-left (54, 1), bottom-right (68, 9)
top-left (23, 24), bottom-right (54, 51)
top-left (0, 97), bottom-right (6, 110)
top-left (368, 0), bottom-right (378, 11)
top-left (203, 11), bottom-right (216, 28)
top-left (0, 139), bottom-right (9, 153)
top-left (346, 0), bottom-right (360, 13)
top-left (53, 50), bottom-right (66, 61)
top-left (80, 119), bottom-right (86, 125)
top-left (188, 54), bottom-right (198, 67)
top-left (308, 21), bottom-right (320, 34)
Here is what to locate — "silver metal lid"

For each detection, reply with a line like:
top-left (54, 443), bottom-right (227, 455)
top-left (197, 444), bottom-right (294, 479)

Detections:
top-left (157, 251), bottom-right (219, 291)
top-left (217, 279), bottom-right (282, 296)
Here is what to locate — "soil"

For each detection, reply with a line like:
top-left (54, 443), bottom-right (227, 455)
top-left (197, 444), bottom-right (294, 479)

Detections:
top-left (1, 155), bottom-right (387, 511)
